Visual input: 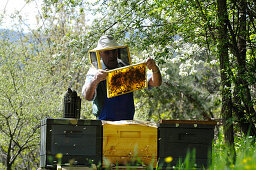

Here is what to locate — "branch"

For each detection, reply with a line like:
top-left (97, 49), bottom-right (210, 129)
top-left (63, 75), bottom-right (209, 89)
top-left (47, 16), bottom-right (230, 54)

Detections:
top-left (88, 0), bottom-right (145, 48)
top-left (195, 0), bottom-right (216, 43)
top-left (12, 118), bottom-right (21, 138)
top-left (225, 19), bottom-right (240, 57)
top-left (10, 125), bottom-right (40, 165)
top-left (247, 5), bottom-right (256, 32)
top-left (4, 93), bottom-right (20, 117)
top-left (164, 82), bottom-right (212, 120)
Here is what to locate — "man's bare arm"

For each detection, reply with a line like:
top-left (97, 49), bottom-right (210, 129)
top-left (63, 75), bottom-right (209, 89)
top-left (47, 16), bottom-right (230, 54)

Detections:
top-left (83, 70), bottom-right (108, 101)
top-left (146, 58), bottom-right (162, 87)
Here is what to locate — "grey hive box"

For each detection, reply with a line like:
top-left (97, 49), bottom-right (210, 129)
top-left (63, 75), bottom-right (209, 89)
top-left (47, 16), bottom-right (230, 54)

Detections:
top-left (40, 118), bottom-right (102, 169)
top-left (158, 120), bottom-right (216, 168)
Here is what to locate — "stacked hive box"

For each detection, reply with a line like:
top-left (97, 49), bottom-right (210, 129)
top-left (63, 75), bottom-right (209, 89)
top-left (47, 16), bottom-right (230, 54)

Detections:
top-left (158, 120), bottom-right (216, 168)
top-left (102, 121), bottom-right (157, 168)
top-left (40, 118), bottom-right (102, 169)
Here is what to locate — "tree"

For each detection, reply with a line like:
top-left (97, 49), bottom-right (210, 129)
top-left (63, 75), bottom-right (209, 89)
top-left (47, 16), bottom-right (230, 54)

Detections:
top-left (0, 30), bottom-right (63, 169)
top-left (1, 0), bottom-right (255, 168)
top-left (86, 0), bottom-right (256, 133)
top-left (217, 0), bottom-right (235, 163)
top-left (82, 2), bottom-right (256, 161)
top-left (229, 0), bottom-right (256, 137)
top-left (0, 0), bottom-right (93, 168)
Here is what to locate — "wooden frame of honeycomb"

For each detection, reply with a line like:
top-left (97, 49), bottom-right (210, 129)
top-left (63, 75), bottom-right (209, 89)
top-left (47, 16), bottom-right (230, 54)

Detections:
top-left (106, 62), bottom-right (147, 98)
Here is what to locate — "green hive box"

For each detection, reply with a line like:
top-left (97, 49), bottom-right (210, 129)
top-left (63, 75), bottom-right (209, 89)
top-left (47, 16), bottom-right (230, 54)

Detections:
top-left (40, 118), bottom-right (102, 169)
top-left (158, 120), bottom-right (216, 169)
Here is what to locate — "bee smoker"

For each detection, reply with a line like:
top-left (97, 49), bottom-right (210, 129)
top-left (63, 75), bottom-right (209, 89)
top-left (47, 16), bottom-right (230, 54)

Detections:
top-left (63, 88), bottom-right (81, 119)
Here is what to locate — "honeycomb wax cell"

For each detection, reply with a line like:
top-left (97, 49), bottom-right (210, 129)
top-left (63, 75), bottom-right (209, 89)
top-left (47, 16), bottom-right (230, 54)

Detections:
top-left (106, 63), bottom-right (147, 98)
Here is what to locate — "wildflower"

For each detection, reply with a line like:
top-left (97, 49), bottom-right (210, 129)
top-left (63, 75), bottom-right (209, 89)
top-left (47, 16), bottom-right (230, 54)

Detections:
top-left (243, 158), bottom-right (248, 164)
top-left (230, 164), bottom-right (235, 168)
top-left (242, 157), bottom-right (252, 164)
top-left (164, 156), bottom-right (173, 163)
top-left (56, 153), bottom-right (63, 159)
top-left (245, 165), bottom-right (251, 170)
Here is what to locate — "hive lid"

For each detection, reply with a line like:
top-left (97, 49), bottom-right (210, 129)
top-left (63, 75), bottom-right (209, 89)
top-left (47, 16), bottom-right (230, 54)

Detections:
top-left (159, 119), bottom-right (217, 128)
top-left (102, 120), bottom-right (157, 127)
top-left (41, 118), bottom-right (102, 126)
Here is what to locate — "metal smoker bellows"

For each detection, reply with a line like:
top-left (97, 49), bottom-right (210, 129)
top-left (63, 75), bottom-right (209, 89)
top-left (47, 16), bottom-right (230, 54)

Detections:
top-left (63, 88), bottom-right (81, 119)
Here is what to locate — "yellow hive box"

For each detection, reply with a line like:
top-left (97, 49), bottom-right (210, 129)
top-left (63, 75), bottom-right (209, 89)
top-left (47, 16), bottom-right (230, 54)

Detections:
top-left (102, 121), bottom-right (157, 168)
top-left (106, 63), bottom-right (147, 98)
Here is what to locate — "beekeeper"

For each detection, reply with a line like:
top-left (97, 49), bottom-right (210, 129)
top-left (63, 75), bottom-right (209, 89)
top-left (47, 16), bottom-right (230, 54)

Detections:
top-left (82, 35), bottom-right (162, 120)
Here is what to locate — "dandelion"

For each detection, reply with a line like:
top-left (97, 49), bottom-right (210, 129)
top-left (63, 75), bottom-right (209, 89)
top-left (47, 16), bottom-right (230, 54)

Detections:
top-left (243, 158), bottom-right (247, 164)
top-left (164, 156), bottom-right (173, 163)
top-left (245, 165), bottom-right (251, 170)
top-left (55, 153), bottom-right (63, 159)
top-left (242, 157), bottom-right (252, 164)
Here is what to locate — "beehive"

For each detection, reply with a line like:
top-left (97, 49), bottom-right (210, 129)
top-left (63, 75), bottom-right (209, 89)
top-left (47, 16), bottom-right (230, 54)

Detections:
top-left (158, 120), bottom-right (217, 168)
top-left (106, 63), bottom-right (147, 98)
top-left (40, 118), bottom-right (102, 169)
top-left (102, 121), bottom-right (157, 168)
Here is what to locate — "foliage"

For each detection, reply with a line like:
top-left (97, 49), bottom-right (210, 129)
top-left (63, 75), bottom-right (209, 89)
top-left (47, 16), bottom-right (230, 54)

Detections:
top-left (41, 0), bottom-right (96, 119)
top-left (85, 0), bottom-right (221, 121)
top-left (0, 0), bottom-right (94, 168)
top-left (0, 29), bottom-right (63, 169)
top-left (39, 0), bottom-right (222, 121)
top-left (210, 129), bottom-right (256, 170)
top-left (0, 0), bottom-right (256, 169)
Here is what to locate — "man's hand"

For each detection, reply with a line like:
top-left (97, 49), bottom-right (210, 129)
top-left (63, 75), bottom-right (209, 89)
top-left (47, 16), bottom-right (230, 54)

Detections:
top-left (83, 69), bottom-right (108, 101)
top-left (94, 69), bottom-right (108, 83)
top-left (146, 58), bottom-right (159, 72)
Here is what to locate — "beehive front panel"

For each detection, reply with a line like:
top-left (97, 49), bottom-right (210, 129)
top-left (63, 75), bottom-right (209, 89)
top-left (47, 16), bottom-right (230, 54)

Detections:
top-left (159, 127), bottom-right (214, 144)
top-left (102, 123), bottom-right (157, 167)
top-left (158, 142), bottom-right (211, 159)
top-left (40, 118), bottom-right (102, 169)
top-left (158, 120), bottom-right (216, 168)
top-left (51, 125), bottom-right (97, 155)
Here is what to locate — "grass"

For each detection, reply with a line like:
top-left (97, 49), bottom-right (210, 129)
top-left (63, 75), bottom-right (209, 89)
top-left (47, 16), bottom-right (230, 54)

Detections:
top-left (156, 130), bottom-right (256, 170)
top-left (154, 129), bottom-right (256, 170)
top-left (53, 128), bottom-right (256, 170)
top-left (209, 133), bottom-right (256, 170)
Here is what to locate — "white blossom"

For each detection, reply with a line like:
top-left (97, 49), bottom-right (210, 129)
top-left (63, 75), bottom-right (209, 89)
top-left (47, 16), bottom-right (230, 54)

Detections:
top-left (210, 60), bottom-right (218, 65)
top-left (179, 71), bottom-right (188, 77)
top-left (189, 67), bottom-right (198, 75)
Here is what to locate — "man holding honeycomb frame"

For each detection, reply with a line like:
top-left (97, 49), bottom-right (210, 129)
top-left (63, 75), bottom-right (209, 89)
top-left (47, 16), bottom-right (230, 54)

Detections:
top-left (82, 35), bottom-right (162, 121)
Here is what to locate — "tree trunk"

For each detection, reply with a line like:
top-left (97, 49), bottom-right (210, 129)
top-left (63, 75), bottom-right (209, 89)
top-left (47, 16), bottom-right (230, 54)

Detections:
top-left (233, 0), bottom-right (256, 136)
top-left (217, 0), bottom-right (236, 164)
top-left (7, 138), bottom-right (12, 170)
top-left (233, 83), bottom-right (256, 136)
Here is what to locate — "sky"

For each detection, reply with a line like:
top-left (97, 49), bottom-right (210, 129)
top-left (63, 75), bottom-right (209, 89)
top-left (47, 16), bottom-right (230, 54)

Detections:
top-left (0, 0), bottom-right (98, 33)
top-left (0, 0), bottom-right (42, 32)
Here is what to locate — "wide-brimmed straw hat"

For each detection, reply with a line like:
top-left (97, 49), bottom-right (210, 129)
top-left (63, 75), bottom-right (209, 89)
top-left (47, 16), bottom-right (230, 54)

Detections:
top-left (93, 35), bottom-right (120, 50)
